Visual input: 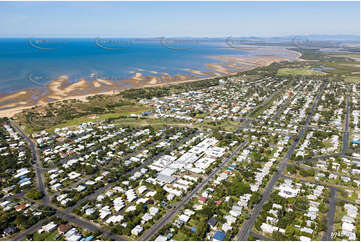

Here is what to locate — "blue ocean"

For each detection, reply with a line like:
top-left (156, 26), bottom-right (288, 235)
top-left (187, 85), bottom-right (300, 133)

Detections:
top-left (0, 38), bottom-right (254, 95)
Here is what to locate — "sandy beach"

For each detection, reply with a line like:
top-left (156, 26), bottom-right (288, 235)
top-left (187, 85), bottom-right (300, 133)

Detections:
top-left (0, 46), bottom-right (301, 118)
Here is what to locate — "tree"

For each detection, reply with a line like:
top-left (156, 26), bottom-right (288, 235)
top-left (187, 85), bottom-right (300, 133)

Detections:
top-left (272, 231), bottom-right (288, 241)
top-left (249, 192), bottom-right (261, 207)
top-left (15, 214), bottom-right (29, 229)
top-left (285, 224), bottom-right (295, 238)
top-left (287, 166), bottom-right (297, 174)
top-left (26, 189), bottom-right (44, 200)
top-left (85, 166), bottom-right (98, 175)
top-left (154, 187), bottom-right (167, 201)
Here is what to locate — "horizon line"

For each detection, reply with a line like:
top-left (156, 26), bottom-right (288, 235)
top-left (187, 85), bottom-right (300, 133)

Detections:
top-left (0, 34), bottom-right (359, 39)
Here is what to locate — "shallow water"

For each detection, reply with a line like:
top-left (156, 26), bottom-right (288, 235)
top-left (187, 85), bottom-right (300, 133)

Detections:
top-left (0, 38), bottom-right (253, 94)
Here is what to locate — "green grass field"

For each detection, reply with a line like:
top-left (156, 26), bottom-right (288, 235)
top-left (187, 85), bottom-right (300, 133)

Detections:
top-left (345, 75), bottom-right (360, 83)
top-left (32, 231), bottom-right (59, 241)
top-left (277, 67), bottom-right (327, 76)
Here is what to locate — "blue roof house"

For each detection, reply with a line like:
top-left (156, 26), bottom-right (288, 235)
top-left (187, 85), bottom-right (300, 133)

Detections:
top-left (213, 231), bottom-right (226, 241)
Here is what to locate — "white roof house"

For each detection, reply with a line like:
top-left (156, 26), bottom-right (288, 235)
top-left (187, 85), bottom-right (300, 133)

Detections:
top-left (106, 215), bottom-right (124, 224)
top-left (342, 222), bottom-right (355, 233)
top-left (137, 186), bottom-right (148, 194)
top-left (260, 223), bottom-right (277, 234)
top-left (300, 227), bottom-right (313, 234)
top-left (179, 214), bottom-right (190, 223)
top-left (41, 222), bottom-right (57, 233)
top-left (131, 225), bottom-right (144, 236)
top-left (300, 236), bottom-right (311, 241)
top-left (141, 213), bottom-right (153, 223)
top-left (68, 171), bottom-right (81, 180)
top-left (149, 207), bottom-right (160, 216)
top-left (224, 215), bottom-right (236, 225)
top-left (278, 182), bottom-right (299, 198)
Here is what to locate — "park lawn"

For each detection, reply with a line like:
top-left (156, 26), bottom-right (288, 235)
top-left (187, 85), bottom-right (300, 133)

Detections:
top-left (33, 230), bottom-right (59, 241)
top-left (188, 218), bottom-right (199, 228)
top-left (115, 104), bottom-right (152, 116)
top-left (289, 170), bottom-right (359, 194)
top-left (113, 117), bottom-right (193, 128)
top-left (19, 99), bottom-right (151, 134)
top-left (196, 113), bottom-right (209, 118)
top-left (320, 60), bottom-right (359, 78)
top-left (24, 126), bottom-right (35, 135)
top-left (277, 67), bottom-right (326, 76)
top-left (334, 204), bottom-right (346, 222)
top-left (345, 75), bottom-right (360, 83)
top-left (313, 231), bottom-right (324, 241)
top-left (47, 103), bottom-right (151, 132)
top-left (223, 121), bottom-right (241, 132)
top-left (173, 231), bottom-right (190, 241)
top-left (113, 117), bottom-right (156, 126)
top-left (337, 190), bottom-right (360, 204)
top-left (328, 53), bottom-right (360, 61)
top-left (47, 113), bottom-right (124, 132)
top-left (320, 61), bottom-right (359, 70)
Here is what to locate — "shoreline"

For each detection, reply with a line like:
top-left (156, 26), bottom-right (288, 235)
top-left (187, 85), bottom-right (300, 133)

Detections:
top-left (0, 47), bottom-right (301, 118)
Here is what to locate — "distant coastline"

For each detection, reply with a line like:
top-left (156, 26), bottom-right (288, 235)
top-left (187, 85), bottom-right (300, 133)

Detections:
top-left (0, 45), bottom-right (301, 117)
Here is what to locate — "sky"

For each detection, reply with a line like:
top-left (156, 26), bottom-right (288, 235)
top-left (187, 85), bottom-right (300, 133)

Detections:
top-left (0, 1), bottom-right (359, 37)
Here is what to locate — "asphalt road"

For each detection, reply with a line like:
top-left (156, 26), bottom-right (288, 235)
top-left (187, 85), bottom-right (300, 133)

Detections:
top-left (281, 175), bottom-right (339, 240)
top-left (342, 94), bottom-right (350, 154)
top-left (236, 89), bottom-right (284, 133)
top-left (271, 93), bottom-right (297, 122)
top-left (296, 153), bottom-right (344, 165)
top-left (290, 163), bottom-right (359, 181)
top-left (250, 89), bottom-right (284, 116)
top-left (322, 187), bottom-right (336, 241)
top-left (9, 120), bottom-right (49, 205)
top-left (236, 81), bottom-right (326, 240)
top-left (140, 141), bottom-right (248, 241)
top-left (9, 120), bottom-right (128, 240)
top-left (7, 81), bottom-right (333, 241)
top-left (45, 129), bottom-right (134, 170)
top-left (236, 142), bottom-right (297, 240)
top-left (250, 232), bottom-right (271, 241)
top-left (236, 119), bottom-right (251, 133)
top-left (7, 122), bottom-right (199, 241)
top-left (271, 82), bottom-right (305, 122)
top-left (54, 210), bottom-right (126, 241)
top-left (67, 131), bottom-right (199, 213)
top-left (11, 219), bottom-right (46, 241)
